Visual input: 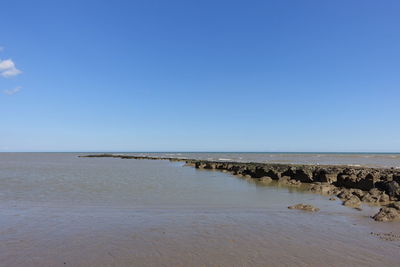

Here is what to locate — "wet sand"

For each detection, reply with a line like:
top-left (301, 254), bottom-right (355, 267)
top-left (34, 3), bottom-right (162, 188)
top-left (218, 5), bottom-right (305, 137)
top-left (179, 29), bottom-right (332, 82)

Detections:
top-left (1, 153), bottom-right (400, 266)
top-left (2, 205), bottom-right (400, 266)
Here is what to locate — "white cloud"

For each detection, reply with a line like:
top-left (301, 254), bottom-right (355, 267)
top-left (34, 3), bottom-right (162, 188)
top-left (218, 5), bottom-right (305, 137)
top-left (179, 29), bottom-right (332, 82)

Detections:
top-left (3, 86), bottom-right (22, 95)
top-left (0, 59), bottom-right (22, 77)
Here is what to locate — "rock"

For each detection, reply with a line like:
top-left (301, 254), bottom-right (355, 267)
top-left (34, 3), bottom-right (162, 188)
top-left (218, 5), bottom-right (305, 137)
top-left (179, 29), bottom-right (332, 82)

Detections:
top-left (336, 170), bottom-right (380, 191)
top-left (350, 189), bottom-right (365, 199)
top-left (379, 193), bottom-right (390, 203)
top-left (394, 174), bottom-right (400, 183)
top-left (309, 183), bottom-right (336, 195)
top-left (257, 176), bottom-right (273, 183)
top-left (369, 188), bottom-right (381, 195)
top-left (277, 176), bottom-right (290, 185)
top-left (366, 189), bottom-right (390, 204)
top-left (196, 163), bottom-right (205, 169)
top-left (390, 201), bottom-right (400, 210)
top-left (382, 181), bottom-right (400, 199)
top-left (343, 195), bottom-right (362, 209)
top-left (294, 168), bottom-right (314, 183)
top-left (372, 207), bottom-right (400, 222)
top-left (279, 176), bottom-right (291, 181)
top-left (278, 176), bottom-right (301, 186)
top-left (244, 166), bottom-right (257, 177)
top-left (206, 163), bottom-right (217, 169)
top-left (263, 168), bottom-right (281, 180)
top-left (309, 183), bottom-right (319, 191)
top-left (314, 168), bottom-right (338, 183)
top-left (330, 187), bottom-right (342, 195)
top-left (287, 180), bottom-right (302, 186)
top-left (184, 162), bottom-right (196, 167)
top-left (361, 193), bottom-right (377, 204)
top-left (337, 189), bottom-right (353, 200)
top-left (329, 197), bottom-right (336, 201)
top-left (372, 202), bottom-right (400, 222)
top-left (251, 166), bottom-right (280, 179)
top-left (283, 167), bottom-right (314, 183)
top-left (288, 204), bottom-right (319, 212)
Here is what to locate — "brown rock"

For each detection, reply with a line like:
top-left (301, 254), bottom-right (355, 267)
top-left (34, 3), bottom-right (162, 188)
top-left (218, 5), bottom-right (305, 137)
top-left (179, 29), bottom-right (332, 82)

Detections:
top-left (287, 180), bottom-right (302, 186)
top-left (257, 176), bottom-right (273, 183)
top-left (390, 201), bottom-right (400, 210)
top-left (372, 207), bottom-right (400, 222)
top-left (379, 193), bottom-right (390, 203)
top-left (361, 193), bottom-right (378, 204)
top-left (279, 176), bottom-right (301, 187)
top-left (350, 189), bottom-right (365, 199)
top-left (343, 195), bottom-right (362, 209)
top-left (337, 189), bottom-right (353, 200)
top-left (310, 183), bottom-right (336, 195)
top-left (288, 204), bottom-right (319, 212)
top-left (314, 168), bottom-right (338, 183)
top-left (336, 171), bottom-right (379, 191)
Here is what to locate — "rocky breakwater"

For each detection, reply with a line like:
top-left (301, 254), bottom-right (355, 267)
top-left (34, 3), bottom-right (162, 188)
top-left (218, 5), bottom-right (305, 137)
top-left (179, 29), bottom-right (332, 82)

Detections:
top-left (189, 160), bottom-right (400, 221)
top-left (80, 154), bottom-right (400, 222)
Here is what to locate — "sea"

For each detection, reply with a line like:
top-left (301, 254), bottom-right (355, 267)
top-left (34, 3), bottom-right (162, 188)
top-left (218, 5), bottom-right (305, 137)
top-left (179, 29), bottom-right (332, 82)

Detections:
top-left (0, 152), bottom-right (399, 266)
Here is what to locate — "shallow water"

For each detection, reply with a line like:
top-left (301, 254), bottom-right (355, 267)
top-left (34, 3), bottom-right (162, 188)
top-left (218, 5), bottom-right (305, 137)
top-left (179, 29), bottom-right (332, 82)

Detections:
top-left (1, 153), bottom-right (399, 266)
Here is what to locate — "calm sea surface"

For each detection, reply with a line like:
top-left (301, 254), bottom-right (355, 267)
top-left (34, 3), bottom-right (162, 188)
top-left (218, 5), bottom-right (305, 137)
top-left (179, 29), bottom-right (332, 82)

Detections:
top-left (0, 153), bottom-right (399, 266)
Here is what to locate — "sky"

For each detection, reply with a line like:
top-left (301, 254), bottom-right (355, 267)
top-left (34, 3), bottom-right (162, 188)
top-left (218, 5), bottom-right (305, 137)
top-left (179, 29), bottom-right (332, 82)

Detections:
top-left (1, 0), bottom-right (400, 152)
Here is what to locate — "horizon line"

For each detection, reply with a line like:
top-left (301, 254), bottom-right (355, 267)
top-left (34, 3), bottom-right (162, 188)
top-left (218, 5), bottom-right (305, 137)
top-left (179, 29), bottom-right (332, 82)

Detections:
top-left (1, 151), bottom-right (400, 154)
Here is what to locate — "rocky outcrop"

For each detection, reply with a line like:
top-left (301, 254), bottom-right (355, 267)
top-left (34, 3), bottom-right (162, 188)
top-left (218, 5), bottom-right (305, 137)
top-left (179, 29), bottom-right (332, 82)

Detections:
top-left (288, 204), bottom-right (320, 212)
top-left (309, 183), bottom-right (338, 195)
top-left (361, 188), bottom-right (390, 204)
top-left (335, 169), bottom-right (381, 191)
top-left (372, 202), bottom-right (400, 222)
top-left (256, 176), bottom-right (273, 183)
top-left (343, 195), bottom-right (362, 209)
top-left (376, 181), bottom-right (400, 199)
top-left (189, 160), bottom-right (400, 203)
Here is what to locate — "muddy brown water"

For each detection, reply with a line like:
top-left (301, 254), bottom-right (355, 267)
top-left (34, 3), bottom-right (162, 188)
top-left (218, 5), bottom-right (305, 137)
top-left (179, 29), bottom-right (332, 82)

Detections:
top-left (1, 153), bottom-right (399, 266)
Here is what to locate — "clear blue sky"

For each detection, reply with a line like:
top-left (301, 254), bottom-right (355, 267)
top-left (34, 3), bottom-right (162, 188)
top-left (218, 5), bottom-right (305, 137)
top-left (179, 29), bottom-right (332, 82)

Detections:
top-left (1, 0), bottom-right (399, 152)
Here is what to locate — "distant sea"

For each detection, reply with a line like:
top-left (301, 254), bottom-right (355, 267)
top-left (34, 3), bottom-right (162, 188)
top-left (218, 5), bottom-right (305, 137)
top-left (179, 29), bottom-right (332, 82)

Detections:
top-left (106, 152), bottom-right (400, 168)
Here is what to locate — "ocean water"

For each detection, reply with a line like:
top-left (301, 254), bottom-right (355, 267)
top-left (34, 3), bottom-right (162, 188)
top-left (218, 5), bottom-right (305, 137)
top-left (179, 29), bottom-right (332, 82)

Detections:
top-left (120, 152), bottom-right (400, 168)
top-left (0, 153), bottom-right (399, 266)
